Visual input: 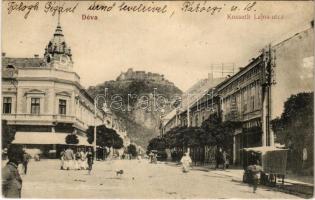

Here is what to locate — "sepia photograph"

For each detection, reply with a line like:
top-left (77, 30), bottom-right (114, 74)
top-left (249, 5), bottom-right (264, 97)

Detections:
top-left (1, 0), bottom-right (314, 198)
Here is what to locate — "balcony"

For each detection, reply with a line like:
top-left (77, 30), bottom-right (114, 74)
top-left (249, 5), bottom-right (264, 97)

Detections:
top-left (3, 113), bottom-right (80, 126)
top-left (3, 114), bottom-right (55, 125)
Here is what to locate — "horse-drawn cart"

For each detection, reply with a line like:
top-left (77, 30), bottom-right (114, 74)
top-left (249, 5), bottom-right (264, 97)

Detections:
top-left (241, 146), bottom-right (288, 186)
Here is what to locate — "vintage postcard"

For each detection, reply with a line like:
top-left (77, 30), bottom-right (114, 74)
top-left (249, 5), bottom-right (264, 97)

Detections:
top-left (1, 0), bottom-right (314, 199)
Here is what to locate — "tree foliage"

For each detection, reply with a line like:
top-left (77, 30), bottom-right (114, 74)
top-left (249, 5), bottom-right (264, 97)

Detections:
top-left (271, 92), bottom-right (314, 173)
top-left (148, 114), bottom-right (241, 154)
top-left (65, 134), bottom-right (79, 144)
top-left (87, 125), bottom-right (124, 149)
top-left (127, 144), bottom-right (138, 157)
top-left (201, 114), bottom-right (241, 150)
top-left (147, 137), bottom-right (168, 153)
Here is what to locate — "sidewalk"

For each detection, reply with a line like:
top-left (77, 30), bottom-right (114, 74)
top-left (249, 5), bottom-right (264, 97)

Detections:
top-left (194, 166), bottom-right (314, 198)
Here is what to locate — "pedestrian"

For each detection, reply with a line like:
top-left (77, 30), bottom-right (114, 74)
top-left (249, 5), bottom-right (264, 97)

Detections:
top-left (63, 147), bottom-right (75, 170)
top-left (180, 152), bottom-right (192, 173)
top-left (75, 149), bottom-right (81, 170)
top-left (248, 160), bottom-right (262, 193)
top-left (152, 153), bottom-right (157, 164)
top-left (80, 149), bottom-right (87, 170)
top-left (60, 149), bottom-right (65, 170)
top-left (149, 151), bottom-right (154, 163)
top-left (3, 148), bottom-right (8, 160)
top-left (22, 152), bottom-right (30, 175)
top-left (222, 150), bottom-right (227, 170)
top-left (2, 145), bottom-right (24, 198)
top-left (215, 147), bottom-right (223, 169)
top-left (86, 148), bottom-right (94, 175)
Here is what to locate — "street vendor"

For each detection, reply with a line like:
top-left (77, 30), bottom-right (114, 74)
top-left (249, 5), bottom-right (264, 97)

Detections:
top-left (247, 160), bottom-right (262, 193)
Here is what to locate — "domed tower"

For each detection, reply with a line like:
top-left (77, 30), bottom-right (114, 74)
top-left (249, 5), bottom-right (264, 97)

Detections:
top-left (44, 20), bottom-right (73, 70)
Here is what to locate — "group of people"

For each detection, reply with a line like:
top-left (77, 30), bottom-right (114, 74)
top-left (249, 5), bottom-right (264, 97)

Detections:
top-left (60, 147), bottom-right (94, 174)
top-left (148, 151), bottom-right (157, 164)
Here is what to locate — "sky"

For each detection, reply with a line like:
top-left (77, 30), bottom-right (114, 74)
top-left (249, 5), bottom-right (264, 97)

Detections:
top-left (2, 1), bottom-right (314, 91)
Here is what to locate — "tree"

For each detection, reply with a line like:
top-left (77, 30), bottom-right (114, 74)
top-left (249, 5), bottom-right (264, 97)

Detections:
top-left (65, 134), bottom-right (79, 145)
top-left (86, 125), bottom-right (124, 149)
top-left (112, 133), bottom-right (124, 149)
top-left (271, 92), bottom-right (314, 173)
top-left (147, 137), bottom-right (168, 153)
top-left (127, 144), bottom-right (138, 157)
top-left (201, 114), bottom-right (241, 150)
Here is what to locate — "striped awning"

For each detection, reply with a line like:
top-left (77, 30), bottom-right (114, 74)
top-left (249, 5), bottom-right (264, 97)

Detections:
top-left (12, 132), bottom-right (92, 146)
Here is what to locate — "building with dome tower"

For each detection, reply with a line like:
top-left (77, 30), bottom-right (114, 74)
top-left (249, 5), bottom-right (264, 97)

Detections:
top-left (1, 19), bottom-right (107, 158)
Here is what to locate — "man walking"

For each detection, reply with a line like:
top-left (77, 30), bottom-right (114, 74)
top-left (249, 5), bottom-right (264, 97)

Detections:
top-left (222, 150), bottom-right (227, 170)
top-left (2, 145), bottom-right (24, 198)
top-left (215, 147), bottom-right (223, 169)
top-left (86, 148), bottom-right (94, 175)
top-left (22, 152), bottom-right (30, 174)
top-left (64, 147), bottom-right (75, 170)
top-left (248, 160), bottom-right (262, 193)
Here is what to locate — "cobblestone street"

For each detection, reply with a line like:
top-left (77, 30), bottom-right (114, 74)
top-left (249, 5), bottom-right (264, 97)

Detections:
top-left (19, 159), bottom-right (301, 199)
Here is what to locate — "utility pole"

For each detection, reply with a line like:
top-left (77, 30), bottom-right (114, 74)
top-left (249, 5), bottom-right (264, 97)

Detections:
top-left (262, 44), bottom-right (275, 147)
top-left (94, 97), bottom-right (97, 159)
top-left (187, 94), bottom-right (190, 127)
top-left (269, 46), bottom-right (275, 146)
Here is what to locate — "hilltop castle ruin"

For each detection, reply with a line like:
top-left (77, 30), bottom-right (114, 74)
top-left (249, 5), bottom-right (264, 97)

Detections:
top-left (116, 68), bottom-right (174, 86)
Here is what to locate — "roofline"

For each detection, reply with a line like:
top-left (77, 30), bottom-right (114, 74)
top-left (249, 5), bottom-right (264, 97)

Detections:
top-left (216, 55), bottom-right (263, 92)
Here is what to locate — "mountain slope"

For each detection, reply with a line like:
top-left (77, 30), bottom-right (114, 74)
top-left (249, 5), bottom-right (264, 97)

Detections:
top-left (87, 79), bottom-right (182, 148)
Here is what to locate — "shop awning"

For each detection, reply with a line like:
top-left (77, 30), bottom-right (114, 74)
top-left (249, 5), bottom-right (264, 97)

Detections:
top-left (12, 132), bottom-right (92, 146)
top-left (242, 146), bottom-right (288, 154)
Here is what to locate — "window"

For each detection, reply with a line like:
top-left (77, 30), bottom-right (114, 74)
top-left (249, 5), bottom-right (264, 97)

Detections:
top-left (31, 98), bottom-right (40, 114)
top-left (195, 115), bottom-right (199, 127)
top-left (59, 99), bottom-right (67, 115)
top-left (3, 97), bottom-right (12, 114)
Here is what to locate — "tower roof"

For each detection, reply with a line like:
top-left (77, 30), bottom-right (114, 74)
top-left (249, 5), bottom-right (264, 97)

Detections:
top-left (45, 23), bottom-right (71, 56)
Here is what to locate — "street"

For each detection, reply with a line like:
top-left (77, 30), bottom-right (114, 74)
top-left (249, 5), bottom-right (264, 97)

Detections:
top-left (19, 159), bottom-right (301, 199)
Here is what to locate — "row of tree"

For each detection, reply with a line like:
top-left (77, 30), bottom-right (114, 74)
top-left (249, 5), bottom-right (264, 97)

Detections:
top-left (148, 92), bottom-right (314, 174)
top-left (147, 114), bottom-right (241, 155)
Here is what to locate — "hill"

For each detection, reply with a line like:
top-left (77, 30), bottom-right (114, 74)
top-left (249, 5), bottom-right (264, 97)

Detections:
top-left (87, 75), bottom-right (182, 148)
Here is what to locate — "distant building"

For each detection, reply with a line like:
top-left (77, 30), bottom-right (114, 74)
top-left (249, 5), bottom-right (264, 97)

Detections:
top-left (116, 68), bottom-right (174, 86)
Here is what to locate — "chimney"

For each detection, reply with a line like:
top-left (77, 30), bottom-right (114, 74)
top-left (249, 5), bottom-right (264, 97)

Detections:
top-left (34, 54), bottom-right (39, 58)
top-left (2, 52), bottom-right (6, 57)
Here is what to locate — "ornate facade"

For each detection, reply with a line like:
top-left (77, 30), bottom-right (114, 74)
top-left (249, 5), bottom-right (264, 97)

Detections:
top-left (2, 22), bottom-right (106, 157)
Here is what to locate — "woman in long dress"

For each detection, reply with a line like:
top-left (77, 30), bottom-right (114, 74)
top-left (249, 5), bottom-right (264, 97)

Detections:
top-left (180, 152), bottom-right (192, 173)
top-left (86, 148), bottom-right (94, 175)
top-left (80, 149), bottom-right (87, 170)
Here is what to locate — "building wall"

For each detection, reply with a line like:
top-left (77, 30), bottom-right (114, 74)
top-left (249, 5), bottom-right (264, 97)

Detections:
top-left (271, 27), bottom-right (314, 120)
top-left (2, 66), bottom-right (104, 133)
